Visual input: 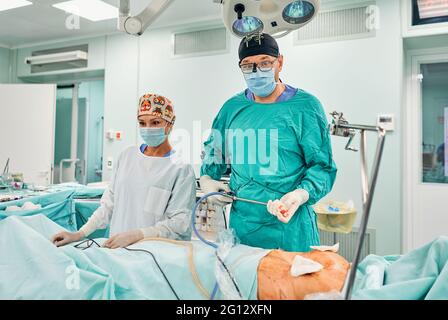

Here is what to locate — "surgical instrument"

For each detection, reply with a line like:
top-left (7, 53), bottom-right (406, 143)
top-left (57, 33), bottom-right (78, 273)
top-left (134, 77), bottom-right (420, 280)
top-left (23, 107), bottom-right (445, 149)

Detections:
top-left (221, 192), bottom-right (268, 206)
top-left (329, 111), bottom-right (387, 300)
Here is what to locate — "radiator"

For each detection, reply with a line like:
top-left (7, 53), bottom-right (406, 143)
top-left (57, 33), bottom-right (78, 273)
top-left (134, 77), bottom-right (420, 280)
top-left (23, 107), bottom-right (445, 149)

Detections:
top-left (319, 227), bottom-right (376, 262)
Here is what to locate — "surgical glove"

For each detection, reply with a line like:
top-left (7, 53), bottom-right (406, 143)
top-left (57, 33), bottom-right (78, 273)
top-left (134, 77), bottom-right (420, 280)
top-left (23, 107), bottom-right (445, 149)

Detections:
top-left (268, 189), bottom-right (309, 224)
top-left (199, 175), bottom-right (233, 207)
top-left (103, 230), bottom-right (144, 249)
top-left (52, 231), bottom-right (85, 247)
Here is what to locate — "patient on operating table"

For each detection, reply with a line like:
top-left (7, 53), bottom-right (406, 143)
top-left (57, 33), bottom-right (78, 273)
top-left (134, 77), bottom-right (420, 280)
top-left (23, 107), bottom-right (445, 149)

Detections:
top-left (257, 247), bottom-right (350, 300)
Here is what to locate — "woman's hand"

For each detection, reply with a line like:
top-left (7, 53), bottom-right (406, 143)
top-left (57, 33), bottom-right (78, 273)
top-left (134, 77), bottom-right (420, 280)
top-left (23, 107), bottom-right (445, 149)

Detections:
top-left (103, 230), bottom-right (144, 249)
top-left (52, 231), bottom-right (85, 247)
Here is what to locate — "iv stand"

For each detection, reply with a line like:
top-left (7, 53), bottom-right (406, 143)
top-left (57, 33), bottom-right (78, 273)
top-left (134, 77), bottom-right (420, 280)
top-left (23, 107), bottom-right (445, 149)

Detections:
top-left (329, 111), bottom-right (387, 300)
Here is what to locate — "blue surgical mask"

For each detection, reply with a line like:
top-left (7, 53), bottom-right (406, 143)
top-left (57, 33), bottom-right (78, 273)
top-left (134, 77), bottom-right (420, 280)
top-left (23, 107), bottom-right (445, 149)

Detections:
top-left (244, 69), bottom-right (277, 98)
top-left (140, 127), bottom-right (167, 147)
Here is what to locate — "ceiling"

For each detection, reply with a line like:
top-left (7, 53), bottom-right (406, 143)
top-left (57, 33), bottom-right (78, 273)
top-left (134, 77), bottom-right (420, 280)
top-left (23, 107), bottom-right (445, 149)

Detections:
top-left (0, 0), bottom-right (340, 48)
top-left (0, 0), bottom-right (222, 48)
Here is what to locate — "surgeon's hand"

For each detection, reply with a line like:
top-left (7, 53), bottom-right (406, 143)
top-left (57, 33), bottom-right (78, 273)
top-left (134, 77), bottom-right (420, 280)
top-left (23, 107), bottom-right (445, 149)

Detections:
top-left (199, 175), bottom-right (233, 207)
top-left (267, 189), bottom-right (309, 224)
top-left (103, 230), bottom-right (144, 249)
top-left (52, 231), bottom-right (85, 247)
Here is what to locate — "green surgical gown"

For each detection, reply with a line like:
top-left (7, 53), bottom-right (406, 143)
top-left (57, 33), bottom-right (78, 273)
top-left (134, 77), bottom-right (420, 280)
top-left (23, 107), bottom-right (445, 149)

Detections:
top-left (201, 90), bottom-right (337, 252)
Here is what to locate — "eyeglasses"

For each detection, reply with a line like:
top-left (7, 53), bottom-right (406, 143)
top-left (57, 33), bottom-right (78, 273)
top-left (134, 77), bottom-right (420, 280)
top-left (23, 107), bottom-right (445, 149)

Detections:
top-left (239, 58), bottom-right (278, 74)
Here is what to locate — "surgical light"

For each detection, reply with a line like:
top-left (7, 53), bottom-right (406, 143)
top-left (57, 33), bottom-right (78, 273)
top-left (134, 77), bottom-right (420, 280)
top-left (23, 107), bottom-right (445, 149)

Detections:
top-left (232, 16), bottom-right (264, 37)
top-left (282, 1), bottom-right (315, 24)
top-left (217, 0), bottom-right (320, 39)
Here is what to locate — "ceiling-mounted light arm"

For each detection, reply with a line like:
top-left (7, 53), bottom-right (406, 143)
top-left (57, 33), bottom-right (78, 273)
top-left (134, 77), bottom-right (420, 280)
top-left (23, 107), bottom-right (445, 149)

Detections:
top-left (119, 0), bottom-right (131, 21)
top-left (118, 0), bottom-right (174, 36)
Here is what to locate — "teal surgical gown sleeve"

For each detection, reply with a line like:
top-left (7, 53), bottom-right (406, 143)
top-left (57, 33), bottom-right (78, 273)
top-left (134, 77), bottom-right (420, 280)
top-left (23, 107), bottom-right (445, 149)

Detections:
top-left (296, 99), bottom-right (337, 205)
top-left (200, 105), bottom-right (229, 180)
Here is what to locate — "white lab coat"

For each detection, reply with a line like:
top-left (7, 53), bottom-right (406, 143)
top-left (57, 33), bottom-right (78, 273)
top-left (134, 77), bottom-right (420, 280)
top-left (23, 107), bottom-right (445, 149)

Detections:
top-left (80, 146), bottom-right (196, 240)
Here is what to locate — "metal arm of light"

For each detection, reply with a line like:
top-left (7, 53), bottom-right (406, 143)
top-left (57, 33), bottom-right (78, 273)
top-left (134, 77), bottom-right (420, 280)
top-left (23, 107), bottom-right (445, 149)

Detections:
top-left (118, 0), bottom-right (174, 36)
top-left (329, 111), bottom-right (387, 300)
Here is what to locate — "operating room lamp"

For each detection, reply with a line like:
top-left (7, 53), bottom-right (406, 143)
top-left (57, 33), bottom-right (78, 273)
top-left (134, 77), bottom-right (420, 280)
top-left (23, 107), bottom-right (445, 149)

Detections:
top-left (215, 0), bottom-right (320, 38)
top-left (118, 0), bottom-right (320, 38)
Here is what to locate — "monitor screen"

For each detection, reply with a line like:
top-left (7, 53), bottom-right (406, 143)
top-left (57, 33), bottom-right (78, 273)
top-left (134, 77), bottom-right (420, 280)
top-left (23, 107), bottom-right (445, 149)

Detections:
top-left (413, 0), bottom-right (448, 25)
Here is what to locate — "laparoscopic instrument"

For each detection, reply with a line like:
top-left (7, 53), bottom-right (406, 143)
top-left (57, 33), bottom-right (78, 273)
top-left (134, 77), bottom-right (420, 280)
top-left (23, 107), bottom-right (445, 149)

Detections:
top-left (191, 191), bottom-right (266, 300)
top-left (221, 192), bottom-right (268, 206)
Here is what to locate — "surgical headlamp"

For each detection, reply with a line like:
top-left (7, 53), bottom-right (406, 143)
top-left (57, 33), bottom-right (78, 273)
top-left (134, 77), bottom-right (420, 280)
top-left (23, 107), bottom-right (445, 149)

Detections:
top-left (216, 0), bottom-right (320, 38)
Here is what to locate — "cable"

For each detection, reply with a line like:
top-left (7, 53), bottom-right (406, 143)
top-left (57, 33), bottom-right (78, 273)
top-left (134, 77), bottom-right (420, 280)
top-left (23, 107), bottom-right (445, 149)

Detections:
top-left (215, 251), bottom-right (243, 299)
top-left (124, 247), bottom-right (180, 300)
top-left (210, 283), bottom-right (219, 300)
top-left (138, 237), bottom-right (211, 299)
top-left (191, 192), bottom-right (243, 300)
top-left (191, 192), bottom-right (222, 249)
top-left (222, 207), bottom-right (228, 230)
top-left (74, 238), bottom-right (101, 250)
top-left (73, 237), bottom-right (181, 300)
top-left (71, 192), bottom-right (241, 300)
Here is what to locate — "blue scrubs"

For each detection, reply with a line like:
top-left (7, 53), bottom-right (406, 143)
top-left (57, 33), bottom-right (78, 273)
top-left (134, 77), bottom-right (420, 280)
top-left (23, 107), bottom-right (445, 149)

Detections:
top-left (246, 83), bottom-right (298, 102)
top-left (140, 144), bottom-right (175, 157)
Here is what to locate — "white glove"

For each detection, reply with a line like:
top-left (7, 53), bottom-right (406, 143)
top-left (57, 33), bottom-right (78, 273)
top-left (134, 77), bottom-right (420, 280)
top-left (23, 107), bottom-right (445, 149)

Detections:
top-left (267, 189), bottom-right (309, 224)
top-left (103, 230), bottom-right (144, 249)
top-left (199, 175), bottom-right (233, 207)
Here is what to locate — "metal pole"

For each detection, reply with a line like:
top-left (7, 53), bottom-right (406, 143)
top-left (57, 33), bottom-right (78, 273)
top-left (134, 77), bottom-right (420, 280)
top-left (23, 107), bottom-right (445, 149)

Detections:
top-left (338, 123), bottom-right (380, 132)
top-left (71, 84), bottom-right (79, 161)
top-left (68, 84), bottom-right (79, 183)
top-left (360, 130), bottom-right (369, 203)
top-left (345, 129), bottom-right (386, 300)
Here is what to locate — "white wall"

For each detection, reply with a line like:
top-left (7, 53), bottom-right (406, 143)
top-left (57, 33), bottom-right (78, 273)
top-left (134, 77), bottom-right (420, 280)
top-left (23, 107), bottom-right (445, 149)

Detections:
top-left (0, 47), bottom-right (10, 83)
top-left (102, 35), bottom-right (140, 181)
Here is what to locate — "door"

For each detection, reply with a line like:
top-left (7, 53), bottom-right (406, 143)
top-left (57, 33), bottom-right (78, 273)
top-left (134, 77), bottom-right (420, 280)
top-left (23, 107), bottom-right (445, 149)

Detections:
top-left (54, 84), bottom-right (88, 184)
top-left (405, 56), bottom-right (448, 252)
top-left (53, 80), bottom-right (104, 185)
top-left (0, 84), bottom-right (56, 186)
top-left (54, 94), bottom-right (88, 184)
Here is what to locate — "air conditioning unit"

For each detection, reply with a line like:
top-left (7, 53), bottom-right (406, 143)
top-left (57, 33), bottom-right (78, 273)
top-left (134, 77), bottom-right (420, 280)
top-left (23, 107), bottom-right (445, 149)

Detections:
top-left (25, 50), bottom-right (88, 65)
top-left (25, 44), bottom-right (89, 74)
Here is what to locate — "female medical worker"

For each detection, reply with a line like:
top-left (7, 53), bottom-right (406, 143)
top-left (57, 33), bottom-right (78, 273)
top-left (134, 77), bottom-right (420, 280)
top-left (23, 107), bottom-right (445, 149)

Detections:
top-left (52, 93), bottom-right (196, 249)
top-left (200, 33), bottom-right (337, 252)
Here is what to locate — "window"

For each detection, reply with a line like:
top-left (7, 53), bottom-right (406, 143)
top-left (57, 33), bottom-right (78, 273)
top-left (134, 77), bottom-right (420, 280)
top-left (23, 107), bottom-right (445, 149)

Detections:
top-left (421, 62), bottom-right (448, 184)
top-left (412, 0), bottom-right (448, 26)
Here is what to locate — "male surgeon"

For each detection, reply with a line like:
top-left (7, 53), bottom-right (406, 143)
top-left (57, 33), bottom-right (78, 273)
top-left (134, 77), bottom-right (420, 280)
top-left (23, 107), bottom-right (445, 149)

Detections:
top-left (200, 33), bottom-right (337, 252)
